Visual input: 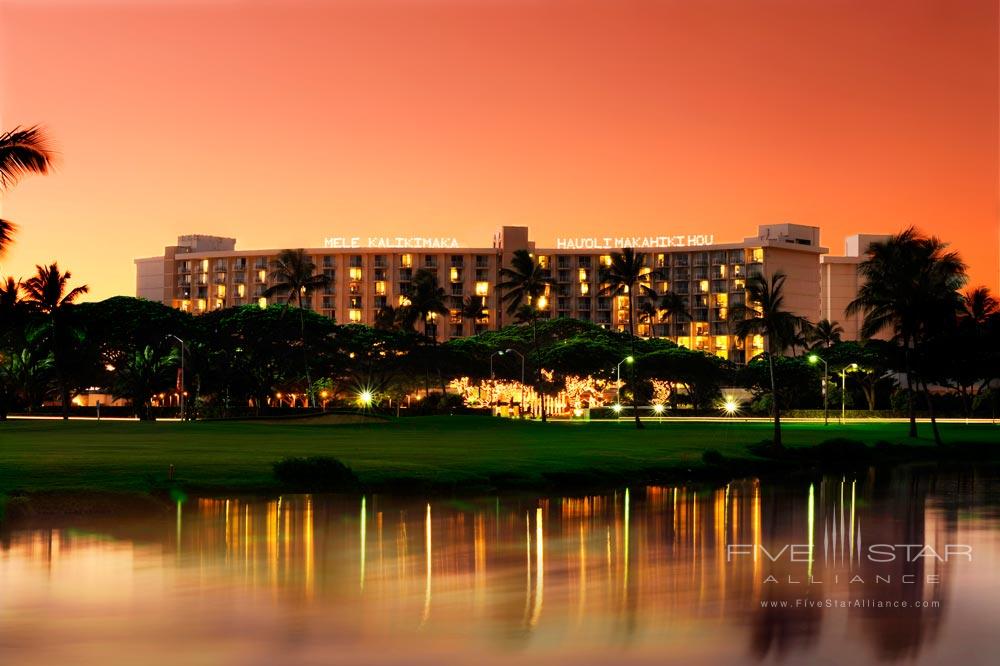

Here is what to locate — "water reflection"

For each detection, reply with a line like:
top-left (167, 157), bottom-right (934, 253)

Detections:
top-left (2, 467), bottom-right (999, 665)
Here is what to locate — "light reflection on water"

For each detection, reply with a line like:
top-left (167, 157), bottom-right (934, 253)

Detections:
top-left (1, 468), bottom-right (999, 665)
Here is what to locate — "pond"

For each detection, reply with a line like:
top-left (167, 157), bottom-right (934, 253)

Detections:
top-left (2, 466), bottom-right (999, 665)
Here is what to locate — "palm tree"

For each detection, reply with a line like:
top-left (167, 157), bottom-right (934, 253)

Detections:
top-left (1, 125), bottom-right (55, 254)
top-left (731, 271), bottom-right (802, 448)
top-left (403, 269), bottom-right (449, 340)
top-left (263, 249), bottom-right (331, 406)
top-left (960, 286), bottom-right (998, 327)
top-left (847, 228), bottom-right (966, 442)
top-left (22, 263), bottom-right (88, 418)
top-left (460, 295), bottom-right (487, 333)
top-left (659, 290), bottom-right (692, 338)
top-left (112, 345), bottom-right (179, 420)
top-left (600, 248), bottom-right (657, 429)
top-left (637, 299), bottom-right (659, 337)
top-left (808, 318), bottom-right (844, 349)
top-left (497, 249), bottom-right (554, 420)
top-left (0, 346), bottom-right (54, 417)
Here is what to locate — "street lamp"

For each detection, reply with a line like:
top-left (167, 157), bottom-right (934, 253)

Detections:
top-left (503, 348), bottom-right (526, 417)
top-left (615, 355), bottom-right (634, 405)
top-left (808, 354), bottom-right (829, 426)
top-left (839, 362), bottom-right (859, 424)
top-left (165, 334), bottom-right (185, 420)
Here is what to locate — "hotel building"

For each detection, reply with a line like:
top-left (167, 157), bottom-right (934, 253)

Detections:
top-left (135, 224), bottom-right (885, 363)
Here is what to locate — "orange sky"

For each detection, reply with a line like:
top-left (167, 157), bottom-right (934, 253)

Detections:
top-left (1, 0), bottom-right (997, 301)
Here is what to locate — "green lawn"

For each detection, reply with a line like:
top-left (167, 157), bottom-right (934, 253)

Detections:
top-left (0, 416), bottom-right (997, 495)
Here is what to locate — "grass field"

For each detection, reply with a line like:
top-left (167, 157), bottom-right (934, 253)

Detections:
top-left (0, 416), bottom-right (997, 496)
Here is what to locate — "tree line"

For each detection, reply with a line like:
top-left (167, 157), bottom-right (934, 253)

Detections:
top-left (1, 126), bottom-right (998, 440)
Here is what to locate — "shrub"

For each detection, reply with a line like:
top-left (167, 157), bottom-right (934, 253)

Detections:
top-left (701, 449), bottom-right (725, 466)
top-left (747, 439), bottom-right (783, 458)
top-left (272, 456), bottom-right (360, 491)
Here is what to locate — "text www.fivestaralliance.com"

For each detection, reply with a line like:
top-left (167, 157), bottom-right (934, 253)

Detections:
top-left (760, 599), bottom-right (941, 609)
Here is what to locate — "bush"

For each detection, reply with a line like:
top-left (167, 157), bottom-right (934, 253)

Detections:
top-left (272, 456), bottom-right (360, 491)
top-left (701, 449), bottom-right (725, 466)
top-left (747, 439), bottom-right (783, 458)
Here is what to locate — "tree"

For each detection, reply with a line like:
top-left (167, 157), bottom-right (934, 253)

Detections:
top-left (0, 125), bottom-right (55, 254)
top-left (497, 249), bottom-right (555, 420)
top-left (0, 345), bottom-right (53, 417)
top-left (637, 299), bottom-right (658, 337)
top-left (600, 248), bottom-right (658, 429)
top-left (808, 318), bottom-right (844, 349)
top-left (263, 249), bottom-right (331, 406)
top-left (112, 345), bottom-right (179, 420)
top-left (402, 269), bottom-right (449, 340)
top-left (460, 295), bottom-right (488, 333)
top-left (731, 271), bottom-right (803, 448)
top-left (847, 228), bottom-right (967, 443)
top-left (22, 263), bottom-right (88, 418)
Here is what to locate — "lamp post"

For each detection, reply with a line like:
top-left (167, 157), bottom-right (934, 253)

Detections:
top-left (615, 355), bottom-right (634, 407)
top-left (839, 362), bottom-right (859, 424)
top-left (165, 334), bottom-right (185, 420)
top-left (503, 348), bottom-right (526, 417)
top-left (808, 354), bottom-right (829, 426)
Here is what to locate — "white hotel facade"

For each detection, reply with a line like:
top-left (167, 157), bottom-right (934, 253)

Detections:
top-left (136, 223), bottom-right (885, 363)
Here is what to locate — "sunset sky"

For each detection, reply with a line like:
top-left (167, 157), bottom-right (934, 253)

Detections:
top-left (1, 0), bottom-right (997, 301)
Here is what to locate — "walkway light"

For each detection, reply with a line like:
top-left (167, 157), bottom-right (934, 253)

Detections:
top-left (612, 403), bottom-right (623, 414)
top-left (653, 403), bottom-right (665, 415)
top-left (358, 390), bottom-right (374, 407)
top-left (808, 354), bottom-right (830, 425)
top-left (722, 396), bottom-right (740, 416)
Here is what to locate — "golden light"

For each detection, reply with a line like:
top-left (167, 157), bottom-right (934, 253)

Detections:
top-left (612, 403), bottom-right (623, 414)
top-left (536, 295), bottom-right (548, 310)
top-left (358, 390), bottom-right (374, 407)
top-left (653, 403), bottom-right (665, 414)
top-left (573, 407), bottom-right (583, 418)
top-left (320, 390), bottom-right (329, 398)
top-left (276, 392), bottom-right (283, 399)
top-left (721, 395), bottom-right (740, 416)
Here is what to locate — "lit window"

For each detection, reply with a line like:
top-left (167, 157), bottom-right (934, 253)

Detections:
top-left (578, 269), bottom-right (588, 282)
top-left (600, 255), bottom-right (612, 267)
top-left (216, 285), bottom-right (226, 298)
top-left (180, 300), bottom-right (190, 312)
top-left (580, 282), bottom-right (589, 295)
top-left (751, 248), bottom-right (764, 263)
top-left (196, 299), bottom-right (206, 311)
top-left (537, 255), bottom-right (549, 268)
top-left (258, 297), bottom-right (267, 308)
top-left (200, 259), bottom-right (209, 272)
top-left (374, 280), bottom-right (386, 295)
top-left (398, 295), bottom-right (411, 306)
top-left (475, 282), bottom-right (489, 296)
top-left (214, 299), bottom-right (224, 309)
top-left (349, 267), bottom-right (362, 281)
top-left (236, 284), bottom-right (245, 298)
top-left (537, 295), bottom-right (548, 310)
top-left (752, 334), bottom-right (764, 350)
top-left (699, 280), bottom-right (709, 292)
top-left (257, 269), bottom-right (266, 282)
top-left (401, 254), bottom-right (412, 268)
top-left (349, 309), bottom-right (362, 322)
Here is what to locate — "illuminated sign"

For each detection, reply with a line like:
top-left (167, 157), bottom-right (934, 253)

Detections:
top-left (555, 235), bottom-right (715, 249)
top-left (323, 236), bottom-right (460, 249)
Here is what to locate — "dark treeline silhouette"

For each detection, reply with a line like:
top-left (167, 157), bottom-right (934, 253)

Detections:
top-left (1, 127), bottom-right (998, 426)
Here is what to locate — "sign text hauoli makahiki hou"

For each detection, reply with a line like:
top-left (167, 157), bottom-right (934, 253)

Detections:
top-left (321, 234), bottom-right (717, 250)
top-left (555, 234), bottom-right (715, 249)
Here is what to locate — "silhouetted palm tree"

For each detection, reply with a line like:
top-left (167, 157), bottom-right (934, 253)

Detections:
top-left (808, 318), bottom-right (843, 349)
top-left (960, 286), bottom-right (998, 327)
top-left (498, 249), bottom-right (554, 420)
top-left (658, 290), bottom-right (692, 338)
top-left (637, 299), bottom-right (658, 336)
top-left (0, 125), bottom-right (55, 254)
top-left (600, 248), bottom-right (657, 429)
top-left (731, 271), bottom-right (802, 448)
top-left (402, 269), bottom-right (449, 340)
top-left (263, 249), bottom-right (331, 405)
top-left (112, 345), bottom-right (179, 420)
top-left (460, 294), bottom-right (487, 333)
top-left (22, 263), bottom-right (88, 418)
top-left (847, 228), bottom-right (966, 442)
